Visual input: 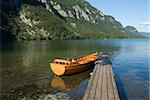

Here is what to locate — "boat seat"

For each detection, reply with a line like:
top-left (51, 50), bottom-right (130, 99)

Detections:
top-left (71, 59), bottom-right (76, 62)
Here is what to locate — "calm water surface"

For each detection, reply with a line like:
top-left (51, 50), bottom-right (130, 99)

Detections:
top-left (0, 39), bottom-right (149, 100)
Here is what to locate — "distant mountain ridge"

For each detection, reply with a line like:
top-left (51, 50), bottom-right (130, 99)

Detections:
top-left (1, 0), bottom-right (143, 41)
top-left (124, 26), bottom-right (139, 34)
top-left (139, 32), bottom-right (150, 38)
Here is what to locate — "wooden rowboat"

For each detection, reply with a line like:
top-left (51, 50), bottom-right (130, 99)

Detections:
top-left (50, 52), bottom-right (98, 76)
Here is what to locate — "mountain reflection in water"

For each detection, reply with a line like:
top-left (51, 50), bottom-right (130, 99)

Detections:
top-left (1, 39), bottom-right (149, 100)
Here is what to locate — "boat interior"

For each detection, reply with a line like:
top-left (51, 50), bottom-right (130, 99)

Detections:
top-left (53, 52), bottom-right (97, 65)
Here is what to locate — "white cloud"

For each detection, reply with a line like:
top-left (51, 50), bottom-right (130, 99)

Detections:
top-left (139, 22), bottom-right (150, 26)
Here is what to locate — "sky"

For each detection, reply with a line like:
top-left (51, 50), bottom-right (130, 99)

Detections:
top-left (87, 0), bottom-right (150, 32)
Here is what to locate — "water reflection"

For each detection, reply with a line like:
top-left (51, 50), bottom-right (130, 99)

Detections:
top-left (1, 39), bottom-right (122, 100)
top-left (50, 70), bottom-right (91, 90)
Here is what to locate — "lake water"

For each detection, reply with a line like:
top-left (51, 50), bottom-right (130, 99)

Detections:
top-left (0, 39), bottom-right (149, 100)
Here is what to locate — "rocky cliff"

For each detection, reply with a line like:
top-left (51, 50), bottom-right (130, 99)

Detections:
top-left (1, 0), bottom-right (142, 41)
top-left (125, 26), bottom-right (139, 34)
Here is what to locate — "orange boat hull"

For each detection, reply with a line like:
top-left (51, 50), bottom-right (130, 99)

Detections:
top-left (50, 52), bottom-right (98, 76)
top-left (64, 61), bottom-right (95, 75)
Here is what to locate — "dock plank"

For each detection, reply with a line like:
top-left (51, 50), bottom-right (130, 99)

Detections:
top-left (94, 64), bottom-right (103, 99)
top-left (110, 66), bottom-right (120, 100)
top-left (83, 65), bottom-right (98, 100)
top-left (101, 65), bottom-right (108, 100)
top-left (83, 60), bottom-right (120, 100)
top-left (107, 65), bottom-right (115, 100)
top-left (87, 64), bottom-right (100, 100)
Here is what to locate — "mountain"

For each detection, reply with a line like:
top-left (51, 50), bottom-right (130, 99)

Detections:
top-left (125, 26), bottom-right (139, 34)
top-left (1, 0), bottom-right (143, 41)
top-left (139, 32), bottom-right (150, 38)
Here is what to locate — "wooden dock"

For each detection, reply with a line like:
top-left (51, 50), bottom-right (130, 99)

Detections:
top-left (83, 55), bottom-right (120, 100)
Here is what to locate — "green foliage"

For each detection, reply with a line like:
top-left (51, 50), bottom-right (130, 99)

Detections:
top-left (12, 4), bottom-right (79, 40)
top-left (8, 0), bottom-right (143, 41)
